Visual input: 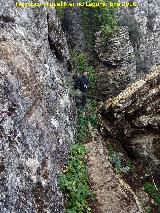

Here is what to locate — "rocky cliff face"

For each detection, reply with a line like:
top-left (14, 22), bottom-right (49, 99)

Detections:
top-left (95, 0), bottom-right (160, 100)
top-left (62, 3), bottom-right (86, 52)
top-left (100, 66), bottom-right (160, 185)
top-left (95, 27), bottom-right (136, 100)
top-left (0, 1), bottom-right (75, 212)
top-left (119, 0), bottom-right (160, 73)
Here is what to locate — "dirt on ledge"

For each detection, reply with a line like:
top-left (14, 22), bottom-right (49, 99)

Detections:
top-left (85, 125), bottom-right (143, 213)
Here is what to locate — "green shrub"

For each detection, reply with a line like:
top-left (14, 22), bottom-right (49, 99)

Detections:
top-left (59, 144), bottom-right (93, 213)
top-left (107, 144), bottom-right (130, 174)
top-left (71, 52), bottom-right (88, 73)
top-left (71, 52), bottom-right (96, 92)
top-left (59, 103), bottom-right (97, 212)
top-left (82, 0), bottom-right (119, 43)
top-left (100, 24), bottom-right (119, 42)
top-left (144, 182), bottom-right (160, 205)
top-left (84, 99), bottom-right (97, 128)
top-left (55, 0), bottom-right (64, 19)
top-left (86, 66), bottom-right (96, 91)
top-left (76, 110), bottom-right (88, 143)
top-left (59, 102), bottom-right (97, 212)
top-left (76, 102), bottom-right (97, 143)
top-left (86, 114), bottom-right (97, 129)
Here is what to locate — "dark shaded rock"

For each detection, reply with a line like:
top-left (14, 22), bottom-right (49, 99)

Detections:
top-left (99, 66), bottom-right (160, 183)
top-left (61, 0), bottom-right (85, 52)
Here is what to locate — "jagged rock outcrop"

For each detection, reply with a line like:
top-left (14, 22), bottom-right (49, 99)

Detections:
top-left (0, 1), bottom-right (75, 212)
top-left (95, 27), bottom-right (136, 100)
top-left (119, 0), bottom-right (160, 73)
top-left (99, 66), bottom-right (160, 185)
top-left (95, 0), bottom-right (160, 100)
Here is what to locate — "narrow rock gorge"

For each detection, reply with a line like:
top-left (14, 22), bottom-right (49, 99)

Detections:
top-left (0, 0), bottom-right (160, 212)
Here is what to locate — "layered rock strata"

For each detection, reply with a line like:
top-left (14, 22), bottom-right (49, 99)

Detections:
top-left (100, 66), bottom-right (160, 184)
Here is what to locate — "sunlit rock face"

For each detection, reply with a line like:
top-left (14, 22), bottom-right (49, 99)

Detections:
top-left (0, 1), bottom-right (75, 212)
top-left (95, 0), bottom-right (160, 100)
top-left (100, 66), bottom-right (160, 185)
top-left (119, 0), bottom-right (160, 73)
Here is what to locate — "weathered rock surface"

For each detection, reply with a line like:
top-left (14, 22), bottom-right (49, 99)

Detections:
top-left (95, 0), bottom-right (160, 100)
top-left (99, 66), bottom-right (160, 184)
top-left (85, 125), bottom-right (143, 213)
top-left (0, 1), bottom-right (75, 212)
top-left (119, 0), bottom-right (160, 73)
top-left (95, 27), bottom-right (136, 100)
top-left (62, 0), bottom-right (86, 52)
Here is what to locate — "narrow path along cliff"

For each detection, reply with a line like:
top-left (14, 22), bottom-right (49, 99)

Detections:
top-left (85, 66), bottom-right (160, 213)
top-left (85, 124), bottom-right (143, 213)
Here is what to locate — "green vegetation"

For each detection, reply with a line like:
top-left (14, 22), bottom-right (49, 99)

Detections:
top-left (76, 109), bottom-right (88, 144)
top-left (107, 144), bottom-right (131, 174)
top-left (94, 2), bottom-right (119, 42)
top-left (59, 52), bottom-right (97, 212)
top-left (59, 104), bottom-right (97, 212)
top-left (77, 100), bottom-right (97, 142)
top-left (144, 182), bottom-right (160, 205)
top-left (59, 144), bottom-right (92, 213)
top-left (85, 99), bottom-right (97, 129)
top-left (81, 0), bottom-right (119, 44)
top-left (55, 0), bottom-right (64, 19)
top-left (71, 52), bottom-right (88, 73)
top-left (59, 105), bottom-right (94, 212)
top-left (71, 52), bottom-right (96, 92)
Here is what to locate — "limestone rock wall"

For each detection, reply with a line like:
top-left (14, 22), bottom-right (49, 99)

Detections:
top-left (62, 0), bottom-right (86, 52)
top-left (0, 1), bottom-right (75, 212)
top-left (95, 27), bottom-right (136, 100)
top-left (99, 66), bottom-right (160, 184)
top-left (119, 0), bottom-right (160, 73)
top-left (95, 0), bottom-right (160, 100)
